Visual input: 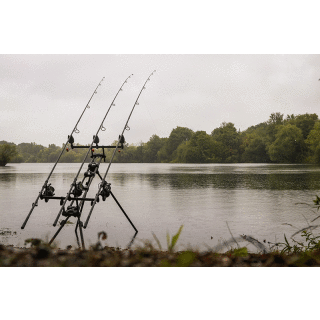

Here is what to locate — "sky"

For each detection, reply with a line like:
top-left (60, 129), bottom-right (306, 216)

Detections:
top-left (1, 54), bottom-right (320, 147)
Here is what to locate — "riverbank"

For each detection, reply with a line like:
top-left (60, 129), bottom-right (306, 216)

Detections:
top-left (1, 244), bottom-right (320, 267)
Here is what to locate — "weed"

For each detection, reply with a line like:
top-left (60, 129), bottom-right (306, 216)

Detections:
top-left (166, 225), bottom-right (183, 252)
top-left (276, 231), bottom-right (320, 254)
top-left (227, 247), bottom-right (248, 257)
top-left (149, 225), bottom-right (184, 252)
top-left (160, 251), bottom-right (196, 267)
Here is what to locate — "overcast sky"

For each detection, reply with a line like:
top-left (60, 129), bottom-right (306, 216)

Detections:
top-left (1, 54), bottom-right (319, 147)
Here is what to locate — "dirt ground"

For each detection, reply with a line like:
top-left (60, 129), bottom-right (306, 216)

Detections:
top-left (1, 244), bottom-right (320, 267)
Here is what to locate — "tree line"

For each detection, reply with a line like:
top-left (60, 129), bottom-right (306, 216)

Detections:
top-left (1, 112), bottom-right (320, 165)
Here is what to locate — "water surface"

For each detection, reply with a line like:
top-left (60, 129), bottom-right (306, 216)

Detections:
top-left (1, 163), bottom-right (320, 251)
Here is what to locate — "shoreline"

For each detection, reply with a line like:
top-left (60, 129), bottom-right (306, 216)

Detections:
top-left (1, 244), bottom-right (320, 267)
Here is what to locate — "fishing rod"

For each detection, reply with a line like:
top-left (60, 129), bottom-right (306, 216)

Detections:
top-left (21, 77), bottom-right (105, 230)
top-left (83, 70), bottom-right (156, 230)
top-left (52, 74), bottom-right (134, 227)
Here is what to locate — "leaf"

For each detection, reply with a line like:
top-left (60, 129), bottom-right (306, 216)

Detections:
top-left (284, 234), bottom-right (290, 246)
top-left (313, 195), bottom-right (320, 206)
top-left (166, 232), bottom-right (170, 251)
top-left (170, 225), bottom-right (184, 252)
top-left (151, 232), bottom-right (162, 250)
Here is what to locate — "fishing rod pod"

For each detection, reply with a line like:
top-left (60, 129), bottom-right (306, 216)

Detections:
top-left (21, 77), bottom-right (105, 229)
top-left (52, 73), bottom-right (134, 227)
top-left (83, 70), bottom-right (156, 229)
top-left (22, 72), bottom-right (155, 250)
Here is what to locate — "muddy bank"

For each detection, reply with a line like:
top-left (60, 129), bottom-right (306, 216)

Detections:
top-left (1, 244), bottom-right (320, 267)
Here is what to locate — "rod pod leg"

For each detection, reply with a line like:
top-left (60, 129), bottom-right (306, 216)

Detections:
top-left (127, 231), bottom-right (138, 250)
top-left (75, 221), bottom-right (81, 249)
top-left (110, 191), bottom-right (138, 233)
top-left (78, 218), bottom-right (86, 250)
top-left (49, 216), bottom-right (70, 245)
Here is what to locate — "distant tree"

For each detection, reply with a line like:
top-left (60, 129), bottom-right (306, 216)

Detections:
top-left (0, 143), bottom-right (18, 166)
top-left (158, 127), bottom-right (194, 162)
top-left (268, 124), bottom-right (304, 163)
top-left (266, 112), bottom-right (284, 143)
top-left (241, 134), bottom-right (269, 163)
top-left (292, 113), bottom-right (318, 140)
top-left (175, 131), bottom-right (214, 163)
top-left (306, 121), bottom-right (320, 163)
top-left (211, 122), bottom-right (241, 162)
top-left (268, 112), bottom-right (284, 125)
top-left (115, 144), bottom-right (138, 162)
top-left (143, 135), bottom-right (166, 162)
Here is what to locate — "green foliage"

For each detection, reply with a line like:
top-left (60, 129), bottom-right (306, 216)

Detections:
top-left (142, 135), bottom-right (167, 163)
top-left (287, 113), bottom-right (318, 140)
top-left (227, 247), bottom-right (248, 257)
top-left (306, 121), bottom-right (320, 163)
top-left (313, 195), bottom-right (320, 207)
top-left (268, 124), bottom-right (305, 163)
top-left (278, 231), bottom-right (320, 254)
top-left (0, 143), bottom-right (18, 166)
top-left (241, 134), bottom-right (269, 163)
top-left (158, 127), bottom-right (194, 162)
top-left (161, 251), bottom-right (196, 267)
top-left (4, 112), bottom-right (320, 164)
top-left (175, 131), bottom-right (215, 163)
top-left (150, 225), bottom-right (184, 253)
top-left (211, 122), bottom-right (241, 162)
top-left (167, 225), bottom-right (184, 252)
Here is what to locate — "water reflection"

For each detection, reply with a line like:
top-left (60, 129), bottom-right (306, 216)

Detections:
top-left (0, 173), bottom-right (17, 184)
top-left (108, 172), bottom-right (320, 190)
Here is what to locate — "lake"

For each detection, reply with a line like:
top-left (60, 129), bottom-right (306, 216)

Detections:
top-left (1, 163), bottom-right (320, 252)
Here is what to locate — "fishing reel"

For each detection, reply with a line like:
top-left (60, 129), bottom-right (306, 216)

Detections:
top-left (62, 205), bottom-right (80, 218)
top-left (40, 183), bottom-right (55, 202)
top-left (71, 181), bottom-right (87, 198)
top-left (84, 162), bottom-right (99, 178)
top-left (88, 162), bottom-right (98, 173)
top-left (99, 181), bottom-right (111, 201)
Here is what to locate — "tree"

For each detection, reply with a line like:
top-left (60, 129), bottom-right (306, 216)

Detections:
top-left (306, 121), bottom-right (320, 163)
top-left (175, 131), bottom-right (215, 163)
top-left (266, 112), bottom-right (284, 143)
top-left (158, 127), bottom-right (194, 162)
top-left (241, 134), bottom-right (269, 163)
top-left (292, 113), bottom-right (318, 140)
top-left (268, 124), bottom-right (304, 163)
top-left (143, 135), bottom-right (166, 162)
top-left (0, 143), bottom-right (18, 166)
top-left (268, 112), bottom-right (284, 125)
top-left (211, 122), bottom-right (241, 162)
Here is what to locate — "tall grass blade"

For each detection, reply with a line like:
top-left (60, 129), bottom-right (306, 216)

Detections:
top-left (170, 225), bottom-right (184, 251)
top-left (152, 232), bottom-right (162, 250)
